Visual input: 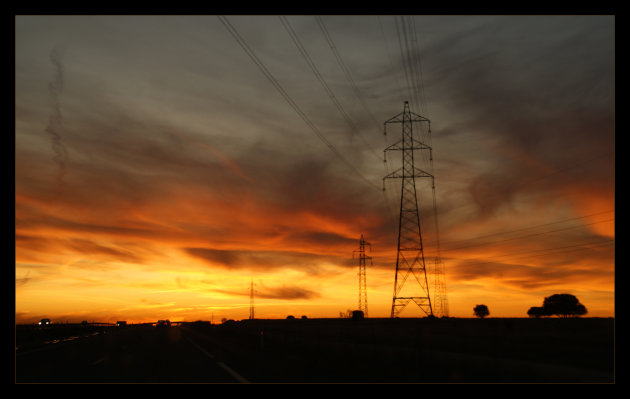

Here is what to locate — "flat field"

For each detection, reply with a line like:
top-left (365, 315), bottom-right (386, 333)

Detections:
top-left (15, 317), bottom-right (615, 383)
top-left (201, 317), bottom-right (615, 383)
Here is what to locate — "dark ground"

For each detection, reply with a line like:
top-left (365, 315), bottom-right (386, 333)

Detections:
top-left (14, 317), bottom-right (614, 383)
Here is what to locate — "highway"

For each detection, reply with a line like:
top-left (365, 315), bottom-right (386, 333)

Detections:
top-left (16, 325), bottom-right (248, 383)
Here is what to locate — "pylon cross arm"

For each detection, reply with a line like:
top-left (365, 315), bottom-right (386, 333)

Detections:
top-left (383, 167), bottom-right (433, 180)
top-left (384, 139), bottom-right (432, 153)
top-left (384, 112), bottom-right (430, 125)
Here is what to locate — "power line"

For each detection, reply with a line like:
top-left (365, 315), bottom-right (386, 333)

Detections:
top-left (426, 151), bottom-right (613, 216)
top-left (443, 213), bottom-right (615, 252)
top-left (373, 211), bottom-right (614, 260)
top-left (409, 16), bottom-right (429, 114)
top-left (394, 215), bottom-right (614, 256)
top-left (400, 16), bottom-right (421, 114)
top-left (519, 153), bottom-right (612, 188)
top-left (315, 15), bottom-right (404, 244)
top-left (394, 17), bottom-right (418, 113)
top-left (377, 16), bottom-right (406, 106)
top-left (443, 209), bottom-right (613, 245)
top-left (279, 16), bottom-right (381, 162)
top-left (408, 17), bottom-right (429, 117)
top-left (374, 237), bottom-right (614, 265)
top-left (315, 16), bottom-right (382, 133)
top-left (458, 239), bottom-right (614, 267)
top-left (217, 16), bottom-right (380, 191)
top-left (392, 16), bottom-right (430, 120)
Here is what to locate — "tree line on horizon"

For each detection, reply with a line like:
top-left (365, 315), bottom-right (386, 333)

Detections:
top-left (474, 294), bottom-right (589, 319)
top-left (526, 294), bottom-right (588, 318)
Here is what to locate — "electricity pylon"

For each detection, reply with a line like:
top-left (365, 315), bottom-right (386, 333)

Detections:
top-left (249, 279), bottom-right (255, 320)
top-left (353, 234), bottom-right (372, 317)
top-left (383, 101), bottom-right (434, 318)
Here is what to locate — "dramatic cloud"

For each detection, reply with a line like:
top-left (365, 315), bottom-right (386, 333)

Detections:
top-left (45, 47), bottom-right (69, 190)
top-left (258, 284), bottom-right (321, 300)
top-left (214, 284), bottom-right (320, 300)
top-left (185, 247), bottom-right (354, 272)
top-left (15, 15), bottom-right (614, 322)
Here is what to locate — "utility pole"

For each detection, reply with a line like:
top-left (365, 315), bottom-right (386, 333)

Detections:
top-left (353, 234), bottom-right (372, 317)
top-left (383, 101), bottom-right (435, 318)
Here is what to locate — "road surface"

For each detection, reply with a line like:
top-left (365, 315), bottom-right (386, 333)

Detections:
top-left (16, 325), bottom-right (248, 383)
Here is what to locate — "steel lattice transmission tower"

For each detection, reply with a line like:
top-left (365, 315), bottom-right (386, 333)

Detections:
top-left (249, 279), bottom-right (255, 320)
top-left (353, 234), bottom-right (372, 317)
top-left (384, 101), bottom-right (437, 318)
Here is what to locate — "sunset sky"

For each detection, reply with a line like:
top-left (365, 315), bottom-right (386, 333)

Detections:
top-left (15, 15), bottom-right (614, 324)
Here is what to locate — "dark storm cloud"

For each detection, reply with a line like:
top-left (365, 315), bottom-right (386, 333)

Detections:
top-left (185, 248), bottom-right (241, 268)
top-left (286, 231), bottom-right (357, 248)
top-left (17, 17), bottom-right (613, 241)
top-left (16, 85), bottom-right (390, 265)
top-left (416, 16), bottom-right (614, 219)
top-left (254, 154), bottom-right (383, 222)
top-left (424, 16), bottom-right (612, 115)
top-left (258, 284), bottom-right (321, 300)
top-left (184, 247), bottom-right (353, 272)
top-left (16, 16), bottom-right (390, 251)
top-left (214, 284), bottom-right (320, 300)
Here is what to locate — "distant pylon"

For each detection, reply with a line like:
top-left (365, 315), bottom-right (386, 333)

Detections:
top-left (383, 101), bottom-right (435, 318)
top-left (353, 234), bottom-right (372, 317)
top-left (249, 279), bottom-right (255, 320)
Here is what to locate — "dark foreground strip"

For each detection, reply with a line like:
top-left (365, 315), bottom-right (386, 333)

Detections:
top-left (183, 334), bottom-right (249, 383)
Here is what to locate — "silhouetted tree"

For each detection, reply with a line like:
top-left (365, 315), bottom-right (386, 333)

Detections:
top-left (339, 309), bottom-right (354, 318)
top-left (351, 310), bottom-right (364, 320)
top-left (542, 294), bottom-right (588, 318)
top-left (527, 306), bottom-right (548, 318)
top-left (575, 304), bottom-right (588, 316)
top-left (473, 304), bottom-right (489, 319)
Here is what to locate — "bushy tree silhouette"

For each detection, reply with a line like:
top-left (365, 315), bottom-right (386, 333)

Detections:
top-left (542, 294), bottom-right (587, 318)
top-left (351, 310), bottom-right (364, 320)
top-left (527, 306), bottom-right (548, 318)
top-left (473, 304), bottom-right (489, 319)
